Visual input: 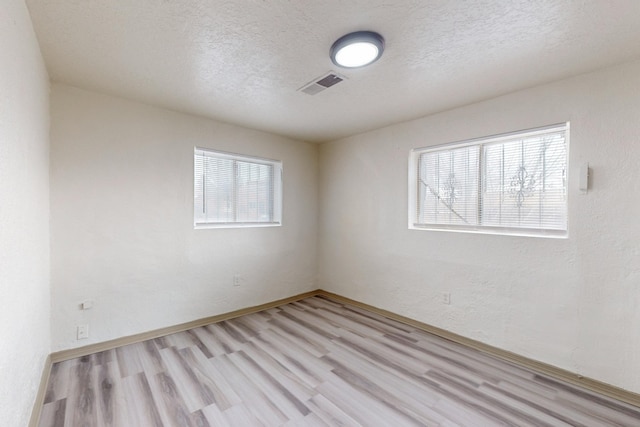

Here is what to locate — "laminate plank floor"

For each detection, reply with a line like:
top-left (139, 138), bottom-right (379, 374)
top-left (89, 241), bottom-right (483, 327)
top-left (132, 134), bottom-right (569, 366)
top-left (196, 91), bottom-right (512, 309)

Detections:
top-left (38, 296), bottom-right (640, 426)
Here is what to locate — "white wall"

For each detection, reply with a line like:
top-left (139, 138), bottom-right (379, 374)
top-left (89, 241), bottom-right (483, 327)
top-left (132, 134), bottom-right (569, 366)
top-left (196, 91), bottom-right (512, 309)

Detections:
top-left (50, 85), bottom-right (318, 351)
top-left (319, 60), bottom-right (640, 394)
top-left (0, 1), bottom-right (51, 425)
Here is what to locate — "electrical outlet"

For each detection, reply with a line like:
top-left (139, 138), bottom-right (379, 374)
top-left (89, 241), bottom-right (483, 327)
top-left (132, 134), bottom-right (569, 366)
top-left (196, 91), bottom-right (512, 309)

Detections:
top-left (233, 274), bottom-right (241, 287)
top-left (77, 324), bottom-right (89, 340)
top-left (442, 292), bottom-right (451, 305)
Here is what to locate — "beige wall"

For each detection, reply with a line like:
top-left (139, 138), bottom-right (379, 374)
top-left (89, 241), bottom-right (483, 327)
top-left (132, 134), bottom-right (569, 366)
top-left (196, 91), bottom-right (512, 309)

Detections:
top-left (318, 60), bottom-right (640, 394)
top-left (0, 1), bottom-right (51, 425)
top-left (50, 85), bottom-right (318, 351)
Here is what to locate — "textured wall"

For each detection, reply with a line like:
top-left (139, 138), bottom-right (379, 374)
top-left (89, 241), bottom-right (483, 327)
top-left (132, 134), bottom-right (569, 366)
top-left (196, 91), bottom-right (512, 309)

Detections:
top-left (318, 60), bottom-right (640, 394)
top-left (0, 1), bottom-right (51, 425)
top-left (50, 85), bottom-right (318, 351)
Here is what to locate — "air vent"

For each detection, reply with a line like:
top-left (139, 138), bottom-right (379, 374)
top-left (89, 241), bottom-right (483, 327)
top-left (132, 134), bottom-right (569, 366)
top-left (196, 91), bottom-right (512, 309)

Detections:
top-left (298, 71), bottom-right (346, 95)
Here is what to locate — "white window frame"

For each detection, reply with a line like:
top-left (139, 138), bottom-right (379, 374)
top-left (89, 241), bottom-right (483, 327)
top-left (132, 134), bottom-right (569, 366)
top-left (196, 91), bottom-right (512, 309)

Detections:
top-left (408, 123), bottom-right (569, 238)
top-left (194, 147), bottom-right (283, 229)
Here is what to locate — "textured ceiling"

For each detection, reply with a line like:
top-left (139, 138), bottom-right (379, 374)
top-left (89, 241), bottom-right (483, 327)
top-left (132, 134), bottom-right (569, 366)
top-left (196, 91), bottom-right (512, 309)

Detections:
top-left (26, 0), bottom-right (640, 142)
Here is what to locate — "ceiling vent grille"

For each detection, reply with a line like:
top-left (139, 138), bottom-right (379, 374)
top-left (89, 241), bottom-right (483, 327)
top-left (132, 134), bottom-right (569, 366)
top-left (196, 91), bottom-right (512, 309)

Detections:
top-left (298, 72), bottom-right (346, 95)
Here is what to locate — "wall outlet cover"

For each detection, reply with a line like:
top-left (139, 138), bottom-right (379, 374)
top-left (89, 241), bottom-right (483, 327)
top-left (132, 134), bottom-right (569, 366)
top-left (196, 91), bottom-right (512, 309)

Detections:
top-left (77, 324), bottom-right (89, 340)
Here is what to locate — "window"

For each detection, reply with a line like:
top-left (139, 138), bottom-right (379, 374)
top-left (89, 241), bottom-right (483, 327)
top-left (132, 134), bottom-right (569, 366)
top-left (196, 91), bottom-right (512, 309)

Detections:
top-left (409, 123), bottom-right (568, 237)
top-left (194, 148), bottom-right (282, 228)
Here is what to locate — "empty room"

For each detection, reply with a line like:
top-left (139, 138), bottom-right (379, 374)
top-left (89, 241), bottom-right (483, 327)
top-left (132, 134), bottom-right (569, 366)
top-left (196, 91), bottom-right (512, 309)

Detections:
top-left (2, 0), bottom-right (640, 426)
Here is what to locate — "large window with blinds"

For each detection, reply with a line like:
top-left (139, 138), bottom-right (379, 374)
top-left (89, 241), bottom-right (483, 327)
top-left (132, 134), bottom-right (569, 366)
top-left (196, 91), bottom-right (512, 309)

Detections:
top-left (194, 148), bottom-right (282, 228)
top-left (409, 123), bottom-right (568, 237)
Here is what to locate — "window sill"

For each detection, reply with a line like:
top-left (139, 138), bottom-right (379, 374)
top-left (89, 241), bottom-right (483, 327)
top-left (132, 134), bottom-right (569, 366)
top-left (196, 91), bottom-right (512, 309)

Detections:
top-left (409, 223), bottom-right (567, 239)
top-left (194, 222), bottom-right (281, 230)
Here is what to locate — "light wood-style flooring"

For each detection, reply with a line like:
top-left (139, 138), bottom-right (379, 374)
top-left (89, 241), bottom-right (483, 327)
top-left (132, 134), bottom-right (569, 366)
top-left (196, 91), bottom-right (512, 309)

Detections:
top-left (39, 296), bottom-right (640, 426)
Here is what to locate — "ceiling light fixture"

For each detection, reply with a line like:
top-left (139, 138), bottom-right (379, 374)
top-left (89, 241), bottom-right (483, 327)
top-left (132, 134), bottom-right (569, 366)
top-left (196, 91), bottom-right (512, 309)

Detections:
top-left (330, 31), bottom-right (385, 68)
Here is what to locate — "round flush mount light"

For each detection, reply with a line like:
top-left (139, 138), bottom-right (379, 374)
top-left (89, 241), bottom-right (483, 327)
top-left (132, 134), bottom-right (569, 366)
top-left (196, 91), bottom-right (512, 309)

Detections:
top-left (330, 31), bottom-right (385, 68)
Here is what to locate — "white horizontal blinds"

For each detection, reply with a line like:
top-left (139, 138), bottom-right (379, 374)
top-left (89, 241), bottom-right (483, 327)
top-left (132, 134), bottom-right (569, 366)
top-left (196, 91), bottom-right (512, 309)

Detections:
top-left (418, 145), bottom-right (480, 226)
top-left (235, 160), bottom-right (274, 222)
top-left (194, 152), bottom-right (235, 223)
top-left (194, 148), bottom-right (279, 226)
top-left (482, 128), bottom-right (567, 230)
top-left (194, 151), bottom-right (206, 223)
top-left (205, 155), bottom-right (235, 223)
top-left (413, 123), bottom-right (568, 234)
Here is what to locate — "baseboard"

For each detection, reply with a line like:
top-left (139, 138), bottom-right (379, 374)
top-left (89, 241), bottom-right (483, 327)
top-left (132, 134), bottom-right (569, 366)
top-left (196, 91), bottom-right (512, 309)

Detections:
top-left (28, 354), bottom-right (52, 427)
top-left (317, 290), bottom-right (640, 408)
top-left (50, 290), bottom-right (320, 363)
top-left (43, 287), bottom-right (640, 410)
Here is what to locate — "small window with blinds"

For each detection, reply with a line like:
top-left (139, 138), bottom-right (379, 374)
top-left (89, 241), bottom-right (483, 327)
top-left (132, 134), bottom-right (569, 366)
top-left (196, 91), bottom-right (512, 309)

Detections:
top-left (194, 148), bottom-right (282, 228)
top-left (409, 123), bottom-right (568, 237)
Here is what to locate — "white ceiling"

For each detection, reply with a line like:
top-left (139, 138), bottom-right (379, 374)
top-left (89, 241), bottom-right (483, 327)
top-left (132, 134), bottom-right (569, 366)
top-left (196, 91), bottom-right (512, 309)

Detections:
top-left (26, 0), bottom-right (640, 143)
